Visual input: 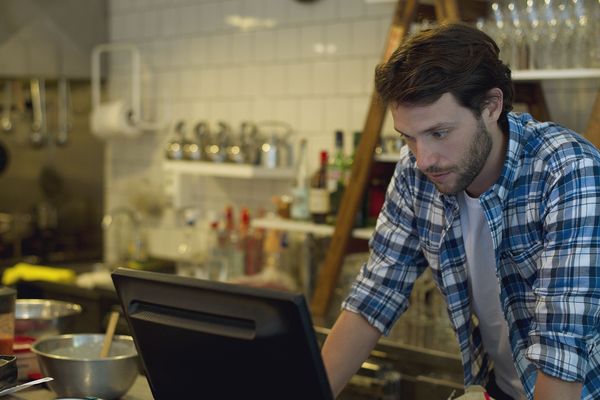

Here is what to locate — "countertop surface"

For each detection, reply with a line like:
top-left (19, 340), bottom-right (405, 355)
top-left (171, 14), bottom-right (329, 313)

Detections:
top-left (5, 375), bottom-right (153, 400)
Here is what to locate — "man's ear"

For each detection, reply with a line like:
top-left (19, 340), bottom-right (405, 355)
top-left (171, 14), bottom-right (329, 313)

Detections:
top-left (483, 88), bottom-right (504, 123)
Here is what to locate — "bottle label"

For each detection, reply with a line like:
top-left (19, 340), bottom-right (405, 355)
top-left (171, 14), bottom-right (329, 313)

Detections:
top-left (327, 169), bottom-right (341, 192)
top-left (291, 187), bottom-right (310, 220)
top-left (309, 188), bottom-right (330, 213)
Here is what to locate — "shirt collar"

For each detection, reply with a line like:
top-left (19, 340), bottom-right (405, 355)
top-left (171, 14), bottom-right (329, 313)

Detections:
top-left (481, 112), bottom-right (530, 204)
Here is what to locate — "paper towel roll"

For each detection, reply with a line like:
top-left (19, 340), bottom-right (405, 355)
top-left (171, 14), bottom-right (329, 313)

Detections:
top-left (90, 100), bottom-right (140, 138)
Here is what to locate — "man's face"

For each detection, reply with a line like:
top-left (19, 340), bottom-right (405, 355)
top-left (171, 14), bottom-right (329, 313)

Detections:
top-left (390, 93), bottom-right (493, 195)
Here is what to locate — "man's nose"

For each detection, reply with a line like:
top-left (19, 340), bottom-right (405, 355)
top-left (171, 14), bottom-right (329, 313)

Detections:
top-left (414, 141), bottom-right (437, 172)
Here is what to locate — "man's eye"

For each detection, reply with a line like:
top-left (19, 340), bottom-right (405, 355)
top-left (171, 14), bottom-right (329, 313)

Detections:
top-left (431, 131), bottom-right (448, 139)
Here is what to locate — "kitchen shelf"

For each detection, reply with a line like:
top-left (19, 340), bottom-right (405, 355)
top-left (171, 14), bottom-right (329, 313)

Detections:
top-left (375, 153), bottom-right (401, 163)
top-left (512, 68), bottom-right (600, 81)
top-left (251, 216), bottom-right (374, 240)
top-left (163, 160), bottom-right (295, 179)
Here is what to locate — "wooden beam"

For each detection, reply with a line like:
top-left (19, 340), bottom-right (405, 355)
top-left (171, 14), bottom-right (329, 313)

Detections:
top-left (310, 0), bottom-right (418, 317)
top-left (435, 0), bottom-right (461, 23)
top-left (585, 91), bottom-right (600, 149)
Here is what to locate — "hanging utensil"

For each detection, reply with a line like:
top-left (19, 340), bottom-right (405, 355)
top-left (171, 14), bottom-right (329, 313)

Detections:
top-left (1, 81), bottom-right (12, 133)
top-left (29, 79), bottom-right (47, 148)
top-left (0, 139), bottom-right (9, 176)
top-left (56, 78), bottom-right (72, 146)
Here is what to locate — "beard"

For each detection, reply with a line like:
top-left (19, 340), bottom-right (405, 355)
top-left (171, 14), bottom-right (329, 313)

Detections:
top-left (426, 117), bottom-right (493, 195)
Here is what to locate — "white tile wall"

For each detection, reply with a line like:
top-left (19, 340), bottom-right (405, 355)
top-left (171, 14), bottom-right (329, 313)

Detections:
top-left (103, 0), bottom-right (599, 262)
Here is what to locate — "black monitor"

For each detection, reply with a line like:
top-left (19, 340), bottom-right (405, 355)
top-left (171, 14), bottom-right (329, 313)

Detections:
top-left (111, 268), bottom-right (333, 400)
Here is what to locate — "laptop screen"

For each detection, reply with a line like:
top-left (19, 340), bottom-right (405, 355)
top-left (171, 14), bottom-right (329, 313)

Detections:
top-left (112, 268), bottom-right (333, 400)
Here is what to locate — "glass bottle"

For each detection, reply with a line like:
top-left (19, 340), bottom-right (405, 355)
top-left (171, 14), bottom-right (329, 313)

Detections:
top-left (290, 139), bottom-right (310, 221)
top-left (309, 150), bottom-right (330, 224)
top-left (328, 131), bottom-right (347, 223)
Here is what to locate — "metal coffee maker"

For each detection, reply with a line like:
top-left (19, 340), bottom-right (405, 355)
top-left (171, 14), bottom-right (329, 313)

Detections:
top-left (256, 121), bottom-right (294, 168)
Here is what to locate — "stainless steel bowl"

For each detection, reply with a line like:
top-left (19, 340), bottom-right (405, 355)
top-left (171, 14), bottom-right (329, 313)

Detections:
top-left (31, 334), bottom-right (138, 399)
top-left (15, 299), bottom-right (82, 339)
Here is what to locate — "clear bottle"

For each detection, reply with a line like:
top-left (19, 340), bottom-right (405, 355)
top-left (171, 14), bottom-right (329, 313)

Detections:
top-left (245, 208), bottom-right (265, 276)
top-left (205, 220), bottom-right (228, 281)
top-left (309, 150), bottom-right (330, 224)
top-left (224, 206), bottom-right (245, 280)
top-left (327, 130), bottom-right (346, 192)
top-left (290, 139), bottom-right (310, 221)
top-left (329, 131), bottom-right (348, 223)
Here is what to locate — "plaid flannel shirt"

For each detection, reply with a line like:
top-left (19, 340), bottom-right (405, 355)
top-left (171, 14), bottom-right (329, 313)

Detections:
top-left (343, 112), bottom-right (600, 399)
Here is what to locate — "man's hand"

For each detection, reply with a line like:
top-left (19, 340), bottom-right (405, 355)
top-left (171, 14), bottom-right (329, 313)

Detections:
top-left (321, 310), bottom-right (382, 397)
top-left (534, 370), bottom-right (582, 400)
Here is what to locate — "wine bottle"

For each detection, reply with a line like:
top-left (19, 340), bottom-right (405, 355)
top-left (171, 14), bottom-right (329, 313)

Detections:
top-left (327, 130), bottom-right (345, 192)
top-left (290, 139), bottom-right (310, 221)
top-left (309, 150), bottom-right (330, 224)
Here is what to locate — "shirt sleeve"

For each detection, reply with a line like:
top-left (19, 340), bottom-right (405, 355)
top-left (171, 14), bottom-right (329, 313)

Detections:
top-left (526, 157), bottom-right (600, 382)
top-left (342, 161), bottom-right (430, 336)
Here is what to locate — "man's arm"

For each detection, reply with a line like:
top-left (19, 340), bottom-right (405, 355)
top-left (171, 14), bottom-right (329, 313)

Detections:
top-left (321, 310), bottom-right (382, 397)
top-left (533, 370), bottom-right (582, 400)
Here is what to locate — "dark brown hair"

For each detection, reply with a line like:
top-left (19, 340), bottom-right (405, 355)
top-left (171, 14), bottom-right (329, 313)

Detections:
top-left (375, 23), bottom-right (514, 133)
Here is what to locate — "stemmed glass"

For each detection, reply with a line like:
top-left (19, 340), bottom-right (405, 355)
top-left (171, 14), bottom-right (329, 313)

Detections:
top-left (482, 0), bottom-right (599, 70)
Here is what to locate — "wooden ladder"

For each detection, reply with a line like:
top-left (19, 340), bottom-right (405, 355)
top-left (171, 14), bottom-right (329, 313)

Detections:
top-left (310, 0), bottom-right (600, 317)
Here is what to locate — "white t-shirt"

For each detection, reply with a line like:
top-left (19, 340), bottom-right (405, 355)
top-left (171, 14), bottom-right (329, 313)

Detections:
top-left (458, 191), bottom-right (526, 400)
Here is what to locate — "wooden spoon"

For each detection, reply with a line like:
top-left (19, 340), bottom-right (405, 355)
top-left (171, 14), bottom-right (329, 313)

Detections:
top-left (100, 311), bottom-right (120, 358)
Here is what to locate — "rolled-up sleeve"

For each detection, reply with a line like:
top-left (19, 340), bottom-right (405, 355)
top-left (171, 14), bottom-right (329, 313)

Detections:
top-left (343, 161), bottom-right (430, 335)
top-left (526, 158), bottom-right (600, 382)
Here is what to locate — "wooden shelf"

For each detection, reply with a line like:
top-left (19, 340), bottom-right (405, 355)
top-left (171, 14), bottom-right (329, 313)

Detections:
top-left (251, 216), bottom-right (374, 240)
top-left (163, 160), bottom-right (295, 180)
top-left (512, 68), bottom-right (600, 81)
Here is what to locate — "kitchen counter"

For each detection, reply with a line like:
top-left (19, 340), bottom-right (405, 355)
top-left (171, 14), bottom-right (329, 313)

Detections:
top-left (6, 375), bottom-right (153, 400)
top-left (12, 266), bottom-right (464, 399)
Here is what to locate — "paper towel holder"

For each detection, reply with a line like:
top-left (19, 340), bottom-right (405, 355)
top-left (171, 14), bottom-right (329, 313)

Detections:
top-left (91, 43), bottom-right (161, 137)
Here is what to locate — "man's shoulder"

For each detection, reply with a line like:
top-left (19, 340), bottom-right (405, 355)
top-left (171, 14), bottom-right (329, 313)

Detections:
top-left (508, 112), bottom-right (600, 168)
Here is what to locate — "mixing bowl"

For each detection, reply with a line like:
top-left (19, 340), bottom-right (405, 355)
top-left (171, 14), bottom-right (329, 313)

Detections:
top-left (15, 299), bottom-right (82, 339)
top-left (31, 334), bottom-right (138, 399)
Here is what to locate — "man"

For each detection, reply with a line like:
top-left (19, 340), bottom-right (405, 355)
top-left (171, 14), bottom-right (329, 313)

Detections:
top-left (322, 23), bottom-right (600, 400)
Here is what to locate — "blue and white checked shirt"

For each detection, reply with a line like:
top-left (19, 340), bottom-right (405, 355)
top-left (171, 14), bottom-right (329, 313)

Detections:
top-left (343, 112), bottom-right (600, 399)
